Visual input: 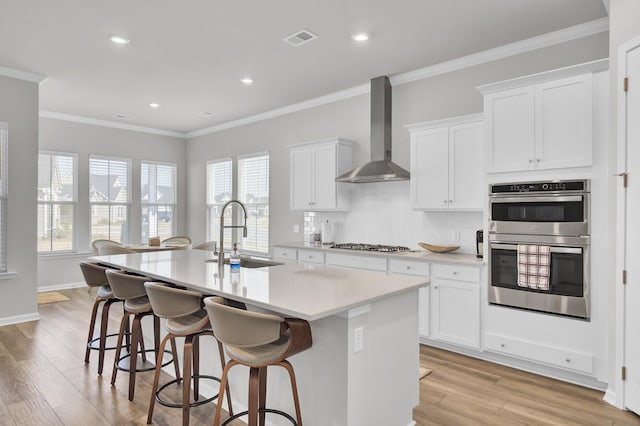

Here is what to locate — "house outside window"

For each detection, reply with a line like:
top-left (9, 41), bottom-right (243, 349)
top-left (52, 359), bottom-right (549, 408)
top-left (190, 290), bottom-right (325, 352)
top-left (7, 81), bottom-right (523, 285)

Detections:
top-left (37, 152), bottom-right (77, 253)
top-left (141, 161), bottom-right (177, 241)
top-left (206, 158), bottom-right (233, 249)
top-left (89, 156), bottom-right (131, 243)
top-left (238, 153), bottom-right (269, 254)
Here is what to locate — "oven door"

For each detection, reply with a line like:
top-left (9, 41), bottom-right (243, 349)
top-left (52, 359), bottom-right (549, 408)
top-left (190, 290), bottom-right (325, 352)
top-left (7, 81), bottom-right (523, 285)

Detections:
top-left (488, 234), bottom-right (590, 319)
top-left (489, 194), bottom-right (589, 236)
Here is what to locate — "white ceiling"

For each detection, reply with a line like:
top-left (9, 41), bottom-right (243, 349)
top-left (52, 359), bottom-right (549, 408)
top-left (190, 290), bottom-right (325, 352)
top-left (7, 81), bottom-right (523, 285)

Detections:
top-left (0, 0), bottom-right (607, 134)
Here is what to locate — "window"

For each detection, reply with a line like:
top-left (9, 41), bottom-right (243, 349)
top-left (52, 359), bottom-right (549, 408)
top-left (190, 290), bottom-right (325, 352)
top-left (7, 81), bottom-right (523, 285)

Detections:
top-left (0, 124), bottom-right (7, 272)
top-left (37, 152), bottom-right (77, 253)
top-left (206, 159), bottom-right (232, 249)
top-left (239, 153), bottom-right (269, 254)
top-left (141, 161), bottom-right (176, 241)
top-left (89, 157), bottom-right (131, 243)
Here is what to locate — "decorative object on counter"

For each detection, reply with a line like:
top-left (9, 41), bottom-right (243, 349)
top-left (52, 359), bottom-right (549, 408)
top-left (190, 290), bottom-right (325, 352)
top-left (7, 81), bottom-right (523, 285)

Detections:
top-left (149, 237), bottom-right (161, 246)
top-left (476, 230), bottom-right (483, 259)
top-left (331, 243), bottom-right (411, 252)
top-left (418, 243), bottom-right (460, 253)
top-left (309, 228), bottom-right (321, 245)
top-left (321, 219), bottom-right (334, 244)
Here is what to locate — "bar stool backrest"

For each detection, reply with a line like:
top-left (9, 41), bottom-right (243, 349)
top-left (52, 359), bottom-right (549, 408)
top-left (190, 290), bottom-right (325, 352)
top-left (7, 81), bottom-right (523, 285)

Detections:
top-left (106, 270), bottom-right (150, 300)
top-left (91, 239), bottom-right (122, 255)
top-left (193, 241), bottom-right (216, 252)
top-left (99, 245), bottom-right (137, 255)
top-left (144, 282), bottom-right (203, 318)
top-left (204, 297), bottom-right (284, 348)
top-left (162, 236), bottom-right (192, 245)
top-left (79, 262), bottom-right (111, 287)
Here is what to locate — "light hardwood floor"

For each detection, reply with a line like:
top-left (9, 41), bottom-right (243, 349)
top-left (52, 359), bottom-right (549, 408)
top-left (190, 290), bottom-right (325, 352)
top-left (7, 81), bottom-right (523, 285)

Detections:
top-left (0, 287), bottom-right (638, 425)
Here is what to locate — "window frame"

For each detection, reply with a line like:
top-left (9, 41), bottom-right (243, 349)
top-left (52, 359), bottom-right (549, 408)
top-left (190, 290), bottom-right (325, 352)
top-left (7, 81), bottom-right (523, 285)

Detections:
top-left (37, 150), bottom-right (78, 255)
top-left (0, 123), bottom-right (7, 273)
top-left (140, 160), bottom-right (177, 241)
top-left (237, 151), bottom-right (270, 255)
top-left (89, 155), bottom-right (132, 244)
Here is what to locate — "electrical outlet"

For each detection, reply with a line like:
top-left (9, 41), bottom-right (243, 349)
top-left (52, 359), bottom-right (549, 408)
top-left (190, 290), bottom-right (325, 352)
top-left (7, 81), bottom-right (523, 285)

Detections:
top-left (293, 224), bottom-right (300, 233)
top-left (354, 326), bottom-right (364, 353)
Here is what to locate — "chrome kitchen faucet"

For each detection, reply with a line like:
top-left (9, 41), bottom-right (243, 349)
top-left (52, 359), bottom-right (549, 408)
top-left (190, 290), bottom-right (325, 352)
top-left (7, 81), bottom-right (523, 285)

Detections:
top-left (218, 200), bottom-right (248, 276)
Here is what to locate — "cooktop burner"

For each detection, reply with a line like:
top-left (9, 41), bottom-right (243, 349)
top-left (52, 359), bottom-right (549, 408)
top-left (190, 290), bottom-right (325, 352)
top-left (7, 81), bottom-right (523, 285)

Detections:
top-left (330, 243), bottom-right (411, 253)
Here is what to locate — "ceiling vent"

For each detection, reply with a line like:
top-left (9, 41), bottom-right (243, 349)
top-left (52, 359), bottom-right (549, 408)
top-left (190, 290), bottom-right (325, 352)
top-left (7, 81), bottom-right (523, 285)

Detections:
top-left (114, 114), bottom-right (133, 120)
top-left (283, 29), bottom-right (317, 47)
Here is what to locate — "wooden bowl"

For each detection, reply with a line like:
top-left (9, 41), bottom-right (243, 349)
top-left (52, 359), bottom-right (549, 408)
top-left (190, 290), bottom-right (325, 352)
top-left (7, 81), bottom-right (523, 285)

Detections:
top-left (418, 243), bottom-right (460, 253)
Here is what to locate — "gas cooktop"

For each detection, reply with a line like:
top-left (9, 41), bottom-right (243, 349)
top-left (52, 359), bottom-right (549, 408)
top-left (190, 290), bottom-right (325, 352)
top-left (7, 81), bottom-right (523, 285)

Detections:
top-left (330, 243), bottom-right (411, 253)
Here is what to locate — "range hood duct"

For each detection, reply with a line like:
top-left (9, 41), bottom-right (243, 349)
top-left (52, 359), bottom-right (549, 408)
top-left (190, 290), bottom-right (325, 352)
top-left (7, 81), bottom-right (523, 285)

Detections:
top-left (335, 76), bottom-right (410, 183)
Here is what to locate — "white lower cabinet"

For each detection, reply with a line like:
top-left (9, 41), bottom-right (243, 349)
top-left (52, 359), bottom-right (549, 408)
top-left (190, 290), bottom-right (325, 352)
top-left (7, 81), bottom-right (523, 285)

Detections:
top-left (430, 264), bottom-right (481, 349)
top-left (325, 252), bottom-right (387, 271)
top-left (296, 249), bottom-right (324, 264)
top-left (273, 246), bottom-right (297, 261)
top-left (388, 259), bottom-right (430, 339)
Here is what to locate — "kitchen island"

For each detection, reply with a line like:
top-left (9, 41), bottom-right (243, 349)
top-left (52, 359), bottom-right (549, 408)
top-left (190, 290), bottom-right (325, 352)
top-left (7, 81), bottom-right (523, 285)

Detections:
top-left (92, 249), bottom-right (428, 426)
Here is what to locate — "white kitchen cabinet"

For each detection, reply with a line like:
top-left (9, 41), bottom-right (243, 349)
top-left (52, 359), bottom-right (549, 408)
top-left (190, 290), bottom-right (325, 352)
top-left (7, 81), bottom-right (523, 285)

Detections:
top-left (325, 252), bottom-right (387, 271)
top-left (430, 263), bottom-right (481, 349)
top-left (388, 259), bottom-right (430, 339)
top-left (483, 73), bottom-right (593, 173)
top-left (289, 138), bottom-right (353, 211)
top-left (296, 249), bottom-right (324, 264)
top-left (407, 115), bottom-right (484, 210)
top-left (273, 246), bottom-right (297, 261)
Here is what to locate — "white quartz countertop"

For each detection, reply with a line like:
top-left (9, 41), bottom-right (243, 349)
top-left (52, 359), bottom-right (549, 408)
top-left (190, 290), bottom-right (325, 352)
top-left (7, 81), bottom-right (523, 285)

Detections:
top-left (91, 249), bottom-right (428, 321)
top-left (275, 241), bottom-right (484, 266)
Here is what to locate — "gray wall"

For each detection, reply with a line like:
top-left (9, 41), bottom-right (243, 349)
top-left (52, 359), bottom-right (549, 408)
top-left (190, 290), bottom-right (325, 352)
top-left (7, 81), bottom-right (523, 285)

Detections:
top-left (38, 118), bottom-right (187, 289)
top-left (0, 75), bottom-right (39, 323)
top-left (187, 33), bottom-right (609, 248)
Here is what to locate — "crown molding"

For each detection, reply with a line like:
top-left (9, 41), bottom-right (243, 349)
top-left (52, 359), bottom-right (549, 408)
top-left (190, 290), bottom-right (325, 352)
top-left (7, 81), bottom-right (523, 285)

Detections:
top-left (405, 113), bottom-right (484, 132)
top-left (188, 17), bottom-right (609, 138)
top-left (186, 83), bottom-right (369, 138)
top-left (0, 65), bottom-right (46, 84)
top-left (39, 111), bottom-right (187, 139)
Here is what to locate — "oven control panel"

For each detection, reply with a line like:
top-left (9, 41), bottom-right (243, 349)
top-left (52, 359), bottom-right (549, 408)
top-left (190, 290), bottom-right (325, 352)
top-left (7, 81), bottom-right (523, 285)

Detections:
top-left (491, 180), bottom-right (587, 194)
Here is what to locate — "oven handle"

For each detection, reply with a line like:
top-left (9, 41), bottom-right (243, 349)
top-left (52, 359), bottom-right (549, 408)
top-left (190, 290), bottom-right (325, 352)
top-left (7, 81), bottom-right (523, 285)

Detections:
top-left (490, 195), bottom-right (583, 203)
top-left (491, 243), bottom-right (582, 254)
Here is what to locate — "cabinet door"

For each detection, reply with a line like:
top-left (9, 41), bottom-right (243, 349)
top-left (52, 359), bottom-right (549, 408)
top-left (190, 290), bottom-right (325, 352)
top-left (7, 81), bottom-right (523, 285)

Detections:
top-left (419, 286), bottom-right (430, 338)
top-left (430, 278), bottom-right (480, 349)
top-left (312, 144), bottom-right (337, 209)
top-left (534, 74), bottom-right (593, 169)
top-left (410, 128), bottom-right (449, 209)
top-left (290, 148), bottom-right (313, 210)
top-left (485, 86), bottom-right (535, 173)
top-left (449, 121), bottom-right (484, 209)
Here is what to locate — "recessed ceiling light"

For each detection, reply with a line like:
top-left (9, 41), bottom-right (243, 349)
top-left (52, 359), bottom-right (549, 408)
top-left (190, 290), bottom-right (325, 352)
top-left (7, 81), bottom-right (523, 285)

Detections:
top-left (110, 35), bottom-right (130, 45)
top-left (352, 33), bottom-right (369, 42)
top-left (149, 102), bottom-right (160, 109)
top-left (240, 77), bottom-right (253, 85)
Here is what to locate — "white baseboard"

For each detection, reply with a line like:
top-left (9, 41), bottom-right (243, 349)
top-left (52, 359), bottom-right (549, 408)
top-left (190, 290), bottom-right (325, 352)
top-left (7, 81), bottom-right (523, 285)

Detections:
top-left (0, 312), bottom-right (40, 326)
top-left (407, 421), bottom-right (417, 426)
top-left (603, 388), bottom-right (621, 408)
top-left (38, 282), bottom-right (87, 293)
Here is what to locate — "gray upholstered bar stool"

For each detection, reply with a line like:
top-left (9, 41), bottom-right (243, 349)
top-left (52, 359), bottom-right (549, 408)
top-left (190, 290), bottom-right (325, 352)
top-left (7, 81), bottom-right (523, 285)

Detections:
top-left (144, 282), bottom-right (233, 426)
top-left (79, 261), bottom-right (124, 375)
top-left (204, 296), bottom-right (313, 426)
top-left (106, 269), bottom-right (176, 401)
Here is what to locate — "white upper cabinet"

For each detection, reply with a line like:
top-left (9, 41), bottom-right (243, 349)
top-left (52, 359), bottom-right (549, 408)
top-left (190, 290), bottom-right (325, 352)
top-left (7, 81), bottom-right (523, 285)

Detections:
top-left (290, 138), bottom-right (353, 211)
top-left (482, 69), bottom-right (596, 173)
top-left (408, 114), bottom-right (484, 211)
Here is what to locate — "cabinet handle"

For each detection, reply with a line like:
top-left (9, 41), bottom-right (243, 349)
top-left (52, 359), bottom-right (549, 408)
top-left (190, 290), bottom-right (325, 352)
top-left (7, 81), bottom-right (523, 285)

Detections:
top-left (528, 159), bottom-right (533, 163)
top-left (565, 358), bottom-right (571, 363)
top-left (536, 158), bottom-right (541, 163)
top-left (500, 343), bottom-right (506, 348)
top-left (443, 200), bottom-right (448, 204)
top-left (452, 271), bottom-right (457, 275)
top-left (282, 253), bottom-right (288, 256)
top-left (449, 200), bottom-right (453, 203)
top-left (434, 286), bottom-right (438, 290)
top-left (406, 266), bottom-right (411, 270)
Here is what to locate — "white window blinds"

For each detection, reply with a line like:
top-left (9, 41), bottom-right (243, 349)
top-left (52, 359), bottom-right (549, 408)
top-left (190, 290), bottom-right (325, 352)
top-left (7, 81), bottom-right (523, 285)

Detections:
top-left (0, 124), bottom-right (7, 272)
top-left (239, 153), bottom-right (269, 254)
top-left (37, 152), bottom-right (77, 253)
top-left (89, 157), bottom-right (131, 243)
top-left (141, 162), bottom-right (176, 241)
top-left (206, 159), bottom-right (233, 247)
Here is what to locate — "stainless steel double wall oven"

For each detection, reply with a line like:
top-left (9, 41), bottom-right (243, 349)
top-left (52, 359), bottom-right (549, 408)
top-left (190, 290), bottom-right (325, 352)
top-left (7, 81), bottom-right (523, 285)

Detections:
top-left (488, 180), bottom-right (590, 319)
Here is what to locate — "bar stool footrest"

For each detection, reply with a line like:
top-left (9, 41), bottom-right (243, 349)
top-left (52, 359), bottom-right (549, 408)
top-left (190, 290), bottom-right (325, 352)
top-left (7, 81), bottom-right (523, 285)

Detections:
top-left (155, 375), bottom-right (222, 408)
top-left (87, 332), bottom-right (130, 351)
top-left (221, 409), bottom-right (297, 426)
top-left (116, 349), bottom-right (174, 373)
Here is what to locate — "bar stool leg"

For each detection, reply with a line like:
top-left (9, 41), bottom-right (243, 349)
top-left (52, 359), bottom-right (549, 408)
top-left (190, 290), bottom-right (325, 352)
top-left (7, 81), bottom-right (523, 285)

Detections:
top-left (193, 335), bottom-right (200, 402)
top-left (247, 367), bottom-right (260, 426)
top-left (280, 360), bottom-right (303, 426)
top-left (128, 314), bottom-right (143, 401)
top-left (97, 299), bottom-right (117, 375)
top-left (111, 312), bottom-right (131, 385)
top-left (214, 360), bottom-right (236, 426)
top-left (170, 337), bottom-right (182, 383)
top-left (84, 298), bottom-right (102, 363)
top-left (146, 333), bottom-right (173, 424)
top-left (182, 335), bottom-right (193, 426)
top-left (258, 367), bottom-right (267, 426)
top-left (217, 340), bottom-right (234, 416)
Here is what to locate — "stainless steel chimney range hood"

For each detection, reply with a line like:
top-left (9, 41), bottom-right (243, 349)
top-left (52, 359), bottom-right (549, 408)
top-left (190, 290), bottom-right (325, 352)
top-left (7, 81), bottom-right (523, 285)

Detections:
top-left (335, 76), bottom-right (410, 183)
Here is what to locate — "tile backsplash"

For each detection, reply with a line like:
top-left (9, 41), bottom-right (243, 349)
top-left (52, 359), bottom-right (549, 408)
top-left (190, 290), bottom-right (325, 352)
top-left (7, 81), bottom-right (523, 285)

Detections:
top-left (304, 181), bottom-right (484, 254)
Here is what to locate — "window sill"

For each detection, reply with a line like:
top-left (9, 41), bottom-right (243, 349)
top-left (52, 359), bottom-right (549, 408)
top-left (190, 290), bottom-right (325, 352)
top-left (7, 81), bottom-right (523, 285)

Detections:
top-left (38, 252), bottom-right (92, 260)
top-left (0, 272), bottom-right (17, 280)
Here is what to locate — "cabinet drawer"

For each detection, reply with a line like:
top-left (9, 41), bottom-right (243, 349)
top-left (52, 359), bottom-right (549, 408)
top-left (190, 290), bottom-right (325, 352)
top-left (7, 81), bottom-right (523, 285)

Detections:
top-left (273, 247), bottom-right (297, 261)
top-left (485, 333), bottom-right (593, 375)
top-left (297, 249), bottom-right (324, 264)
top-left (388, 259), bottom-right (429, 276)
top-left (432, 263), bottom-right (479, 282)
top-left (325, 253), bottom-right (387, 271)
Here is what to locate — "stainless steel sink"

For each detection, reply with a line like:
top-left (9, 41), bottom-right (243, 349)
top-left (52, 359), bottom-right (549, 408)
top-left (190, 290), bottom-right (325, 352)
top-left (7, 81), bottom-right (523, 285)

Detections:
top-left (206, 257), bottom-right (283, 269)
